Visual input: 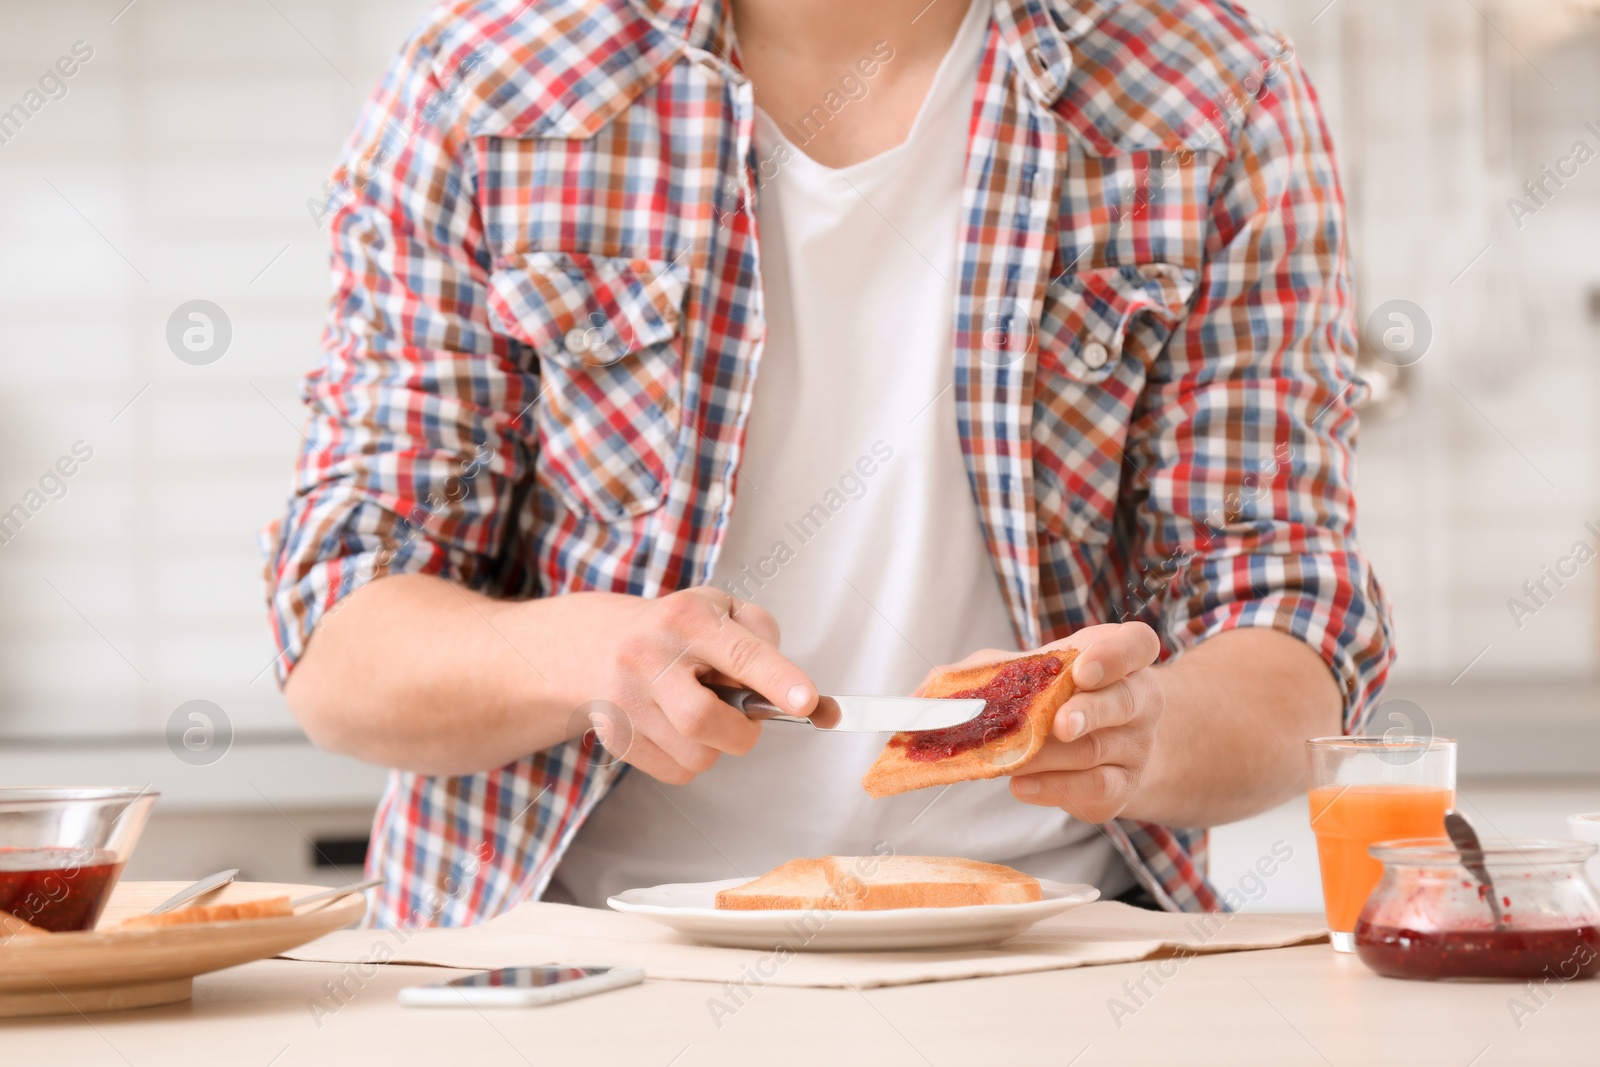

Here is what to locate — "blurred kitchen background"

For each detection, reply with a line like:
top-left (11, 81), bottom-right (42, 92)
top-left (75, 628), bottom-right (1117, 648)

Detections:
top-left (0, 0), bottom-right (1597, 910)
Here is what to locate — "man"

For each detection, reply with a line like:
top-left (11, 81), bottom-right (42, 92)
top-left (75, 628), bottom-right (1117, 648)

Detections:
top-left (266, 0), bottom-right (1392, 927)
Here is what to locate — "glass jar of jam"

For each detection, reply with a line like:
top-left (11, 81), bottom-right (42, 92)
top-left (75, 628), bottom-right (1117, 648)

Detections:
top-left (1355, 838), bottom-right (1600, 981)
top-left (0, 787), bottom-right (157, 933)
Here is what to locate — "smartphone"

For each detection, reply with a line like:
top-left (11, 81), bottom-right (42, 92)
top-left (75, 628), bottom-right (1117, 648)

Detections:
top-left (398, 965), bottom-right (645, 1008)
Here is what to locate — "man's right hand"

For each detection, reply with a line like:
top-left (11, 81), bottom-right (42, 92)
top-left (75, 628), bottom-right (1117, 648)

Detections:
top-left (577, 587), bottom-right (816, 785)
top-left (285, 576), bottom-right (815, 780)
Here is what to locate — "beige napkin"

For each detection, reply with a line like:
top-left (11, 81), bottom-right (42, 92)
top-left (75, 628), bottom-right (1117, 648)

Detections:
top-left (282, 901), bottom-right (1326, 990)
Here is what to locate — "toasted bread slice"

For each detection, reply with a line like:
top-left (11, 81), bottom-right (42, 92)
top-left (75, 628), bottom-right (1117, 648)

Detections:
top-left (862, 649), bottom-right (1077, 798)
top-left (714, 858), bottom-right (847, 911)
top-left (828, 856), bottom-right (1042, 909)
top-left (715, 856), bottom-right (1041, 910)
top-left (112, 895), bottom-right (294, 930)
top-left (0, 913), bottom-right (49, 939)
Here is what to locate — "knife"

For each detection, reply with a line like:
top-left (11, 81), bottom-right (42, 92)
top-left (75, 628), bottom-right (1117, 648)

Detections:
top-left (149, 868), bottom-right (239, 915)
top-left (291, 877), bottom-right (385, 908)
top-left (707, 684), bottom-right (985, 733)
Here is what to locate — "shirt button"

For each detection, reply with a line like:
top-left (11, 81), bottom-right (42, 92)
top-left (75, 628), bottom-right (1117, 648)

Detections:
top-left (705, 482), bottom-right (726, 511)
top-left (1081, 340), bottom-right (1110, 370)
top-left (564, 327), bottom-right (591, 355)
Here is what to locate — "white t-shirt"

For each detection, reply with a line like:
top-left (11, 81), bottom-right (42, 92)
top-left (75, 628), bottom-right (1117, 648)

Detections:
top-left (551, 0), bottom-right (1131, 907)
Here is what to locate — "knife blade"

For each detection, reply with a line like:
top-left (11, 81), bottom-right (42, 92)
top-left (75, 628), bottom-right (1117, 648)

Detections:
top-left (291, 877), bottom-right (385, 908)
top-left (707, 684), bottom-right (985, 733)
top-left (149, 868), bottom-right (239, 915)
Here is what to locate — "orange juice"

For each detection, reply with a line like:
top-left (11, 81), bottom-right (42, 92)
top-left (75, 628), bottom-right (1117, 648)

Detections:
top-left (1309, 785), bottom-right (1454, 932)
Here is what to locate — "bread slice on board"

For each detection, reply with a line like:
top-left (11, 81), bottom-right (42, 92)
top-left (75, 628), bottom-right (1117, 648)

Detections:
top-left (714, 856), bottom-right (1041, 910)
top-left (862, 649), bottom-right (1077, 798)
top-left (0, 913), bottom-right (49, 939)
top-left (111, 895), bottom-right (294, 931)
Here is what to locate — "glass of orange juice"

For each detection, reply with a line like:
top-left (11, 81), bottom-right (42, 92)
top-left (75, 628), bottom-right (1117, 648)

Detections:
top-left (1308, 736), bottom-right (1456, 952)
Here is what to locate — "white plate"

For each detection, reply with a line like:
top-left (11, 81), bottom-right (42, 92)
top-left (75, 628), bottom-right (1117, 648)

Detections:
top-left (607, 878), bottom-right (1099, 951)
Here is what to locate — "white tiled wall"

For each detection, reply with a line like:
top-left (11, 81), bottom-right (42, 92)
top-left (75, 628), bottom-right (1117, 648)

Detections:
top-left (0, 0), bottom-right (435, 745)
top-left (1252, 0), bottom-right (1600, 684)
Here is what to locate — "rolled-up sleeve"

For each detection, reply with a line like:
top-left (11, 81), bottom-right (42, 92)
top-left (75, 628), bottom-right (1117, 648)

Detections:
top-left (263, 32), bottom-right (535, 681)
top-left (1129, 53), bottom-right (1394, 731)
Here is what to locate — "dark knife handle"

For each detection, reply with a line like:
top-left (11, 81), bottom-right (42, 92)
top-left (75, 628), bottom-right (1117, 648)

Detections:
top-left (706, 683), bottom-right (796, 721)
top-left (705, 684), bottom-right (838, 728)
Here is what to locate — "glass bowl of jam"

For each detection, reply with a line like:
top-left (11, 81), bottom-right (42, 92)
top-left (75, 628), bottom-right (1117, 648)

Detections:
top-left (1355, 837), bottom-right (1600, 981)
top-left (0, 787), bottom-right (158, 933)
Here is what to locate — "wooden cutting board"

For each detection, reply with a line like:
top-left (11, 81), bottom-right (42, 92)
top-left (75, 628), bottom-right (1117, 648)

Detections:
top-left (0, 880), bottom-right (366, 1018)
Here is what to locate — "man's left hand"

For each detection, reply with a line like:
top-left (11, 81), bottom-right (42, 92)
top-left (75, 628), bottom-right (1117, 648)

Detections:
top-left (1009, 622), bottom-right (1164, 822)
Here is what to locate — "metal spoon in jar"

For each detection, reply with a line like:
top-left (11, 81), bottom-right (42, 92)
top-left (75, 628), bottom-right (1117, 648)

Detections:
top-left (1444, 810), bottom-right (1505, 930)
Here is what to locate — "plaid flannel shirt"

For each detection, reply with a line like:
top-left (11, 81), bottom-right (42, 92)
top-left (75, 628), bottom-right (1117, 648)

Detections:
top-left (265, 0), bottom-right (1393, 927)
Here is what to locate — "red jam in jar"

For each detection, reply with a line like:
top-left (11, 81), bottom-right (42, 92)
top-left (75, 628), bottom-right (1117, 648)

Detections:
top-left (897, 655), bottom-right (1063, 762)
top-left (1356, 922), bottom-right (1600, 981)
top-left (0, 847), bottom-right (125, 933)
top-left (1355, 838), bottom-right (1600, 982)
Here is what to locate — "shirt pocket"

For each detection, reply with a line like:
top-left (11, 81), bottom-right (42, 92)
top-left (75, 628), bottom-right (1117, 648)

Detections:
top-left (487, 251), bottom-right (689, 521)
top-left (1032, 263), bottom-right (1197, 543)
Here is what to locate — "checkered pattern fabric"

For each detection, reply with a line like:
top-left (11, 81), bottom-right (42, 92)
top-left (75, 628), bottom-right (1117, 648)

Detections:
top-left (264, 0), bottom-right (1392, 926)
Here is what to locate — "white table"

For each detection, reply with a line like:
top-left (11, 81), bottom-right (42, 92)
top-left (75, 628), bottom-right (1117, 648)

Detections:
top-left (4, 932), bottom-right (1591, 1065)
